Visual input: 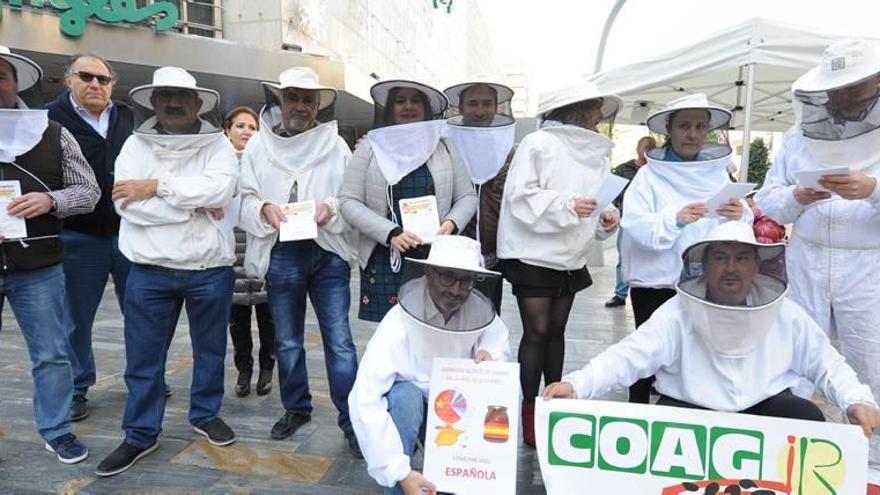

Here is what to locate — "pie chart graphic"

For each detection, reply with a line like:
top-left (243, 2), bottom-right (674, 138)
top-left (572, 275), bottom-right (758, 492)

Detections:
top-left (434, 389), bottom-right (467, 424)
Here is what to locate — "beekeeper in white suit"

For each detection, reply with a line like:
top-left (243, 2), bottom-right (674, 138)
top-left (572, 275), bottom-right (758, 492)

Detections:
top-left (620, 93), bottom-right (754, 404)
top-left (544, 222), bottom-right (880, 470)
top-left (348, 235), bottom-right (510, 495)
top-left (755, 38), bottom-right (880, 490)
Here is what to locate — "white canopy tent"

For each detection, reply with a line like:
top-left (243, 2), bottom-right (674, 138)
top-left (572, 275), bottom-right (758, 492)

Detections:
top-left (590, 17), bottom-right (878, 180)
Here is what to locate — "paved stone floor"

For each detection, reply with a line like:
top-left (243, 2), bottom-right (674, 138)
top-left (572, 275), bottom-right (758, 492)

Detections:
top-left (0, 243), bottom-right (841, 494)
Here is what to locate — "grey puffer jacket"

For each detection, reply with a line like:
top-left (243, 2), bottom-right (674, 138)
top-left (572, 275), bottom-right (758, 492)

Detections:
top-left (232, 228), bottom-right (268, 306)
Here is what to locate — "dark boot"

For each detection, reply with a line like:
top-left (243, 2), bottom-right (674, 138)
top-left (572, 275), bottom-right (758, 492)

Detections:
top-left (522, 400), bottom-right (536, 448)
top-left (235, 370), bottom-right (252, 398)
top-left (256, 368), bottom-right (273, 396)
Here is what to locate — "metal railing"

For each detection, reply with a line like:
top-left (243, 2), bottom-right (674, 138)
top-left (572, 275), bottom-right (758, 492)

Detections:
top-left (138, 0), bottom-right (223, 38)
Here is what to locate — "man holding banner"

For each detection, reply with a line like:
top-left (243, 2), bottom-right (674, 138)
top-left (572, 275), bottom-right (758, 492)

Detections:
top-left (544, 220), bottom-right (880, 435)
top-left (349, 235), bottom-right (510, 495)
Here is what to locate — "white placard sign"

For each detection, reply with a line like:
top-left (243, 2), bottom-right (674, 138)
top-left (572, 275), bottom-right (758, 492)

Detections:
top-left (0, 180), bottom-right (27, 239)
top-left (423, 358), bottom-right (520, 495)
top-left (536, 399), bottom-right (868, 495)
top-left (399, 195), bottom-right (440, 244)
top-left (795, 167), bottom-right (851, 193)
top-left (278, 200), bottom-right (317, 242)
top-left (590, 174), bottom-right (629, 218)
top-left (704, 182), bottom-right (757, 217)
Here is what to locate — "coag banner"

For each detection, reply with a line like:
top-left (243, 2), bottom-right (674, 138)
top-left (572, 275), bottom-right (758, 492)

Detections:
top-left (537, 399), bottom-right (868, 494)
top-left (424, 358), bottom-right (520, 494)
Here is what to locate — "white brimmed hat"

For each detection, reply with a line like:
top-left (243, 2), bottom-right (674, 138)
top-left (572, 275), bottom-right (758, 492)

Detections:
top-left (0, 45), bottom-right (42, 92)
top-left (406, 235), bottom-right (499, 276)
top-left (646, 93), bottom-right (732, 136)
top-left (370, 78), bottom-right (448, 117)
top-left (537, 80), bottom-right (622, 120)
top-left (793, 38), bottom-right (880, 93)
top-left (684, 221), bottom-right (784, 263)
top-left (129, 67), bottom-right (219, 114)
top-left (444, 76), bottom-right (514, 107)
top-left (262, 67), bottom-right (337, 110)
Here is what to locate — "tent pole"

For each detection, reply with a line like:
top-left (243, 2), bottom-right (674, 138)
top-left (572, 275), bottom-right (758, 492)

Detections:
top-left (593, 0), bottom-right (627, 74)
top-left (739, 63), bottom-right (756, 182)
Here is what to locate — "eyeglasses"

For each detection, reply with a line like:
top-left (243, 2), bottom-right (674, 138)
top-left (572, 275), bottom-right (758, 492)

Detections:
top-left (435, 269), bottom-right (480, 290)
top-left (70, 71), bottom-right (113, 86)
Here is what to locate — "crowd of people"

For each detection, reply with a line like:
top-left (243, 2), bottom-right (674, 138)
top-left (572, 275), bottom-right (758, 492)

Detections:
top-left (0, 36), bottom-right (879, 494)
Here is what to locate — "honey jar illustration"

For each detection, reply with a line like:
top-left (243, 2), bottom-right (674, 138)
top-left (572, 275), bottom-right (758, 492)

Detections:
top-left (483, 405), bottom-right (509, 443)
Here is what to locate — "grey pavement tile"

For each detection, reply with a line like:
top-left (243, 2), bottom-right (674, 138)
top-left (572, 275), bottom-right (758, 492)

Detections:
top-left (0, 253), bottom-right (625, 494)
top-left (2, 243), bottom-right (847, 493)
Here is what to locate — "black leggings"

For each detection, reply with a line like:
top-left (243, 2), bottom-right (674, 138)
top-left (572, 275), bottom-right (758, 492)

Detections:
top-left (629, 287), bottom-right (677, 403)
top-left (516, 294), bottom-right (576, 402)
top-left (657, 389), bottom-right (825, 422)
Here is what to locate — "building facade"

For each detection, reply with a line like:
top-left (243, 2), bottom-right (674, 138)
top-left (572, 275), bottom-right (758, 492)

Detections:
top-left (2, 0), bottom-right (503, 140)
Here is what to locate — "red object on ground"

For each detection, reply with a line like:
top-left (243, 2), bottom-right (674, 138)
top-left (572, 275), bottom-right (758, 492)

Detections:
top-left (867, 483), bottom-right (880, 495)
top-left (521, 400), bottom-right (535, 448)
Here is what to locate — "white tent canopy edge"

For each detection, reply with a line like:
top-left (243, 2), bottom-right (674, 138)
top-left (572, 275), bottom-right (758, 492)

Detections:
top-left (589, 17), bottom-right (880, 180)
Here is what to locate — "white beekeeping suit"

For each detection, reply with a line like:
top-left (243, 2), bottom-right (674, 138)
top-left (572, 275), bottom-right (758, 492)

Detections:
top-left (755, 38), bottom-right (880, 485)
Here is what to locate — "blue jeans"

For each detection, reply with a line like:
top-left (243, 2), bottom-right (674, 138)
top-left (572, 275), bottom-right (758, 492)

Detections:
top-left (60, 230), bottom-right (130, 397)
top-left (613, 229), bottom-right (629, 300)
top-left (0, 264), bottom-right (73, 442)
top-left (385, 381), bottom-right (427, 495)
top-left (121, 264), bottom-right (233, 449)
top-left (266, 240), bottom-right (358, 434)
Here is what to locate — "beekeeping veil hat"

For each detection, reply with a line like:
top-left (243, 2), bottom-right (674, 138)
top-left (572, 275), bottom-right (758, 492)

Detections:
top-left (677, 221), bottom-right (787, 358)
top-left (792, 38), bottom-right (880, 170)
top-left (398, 235), bottom-right (499, 362)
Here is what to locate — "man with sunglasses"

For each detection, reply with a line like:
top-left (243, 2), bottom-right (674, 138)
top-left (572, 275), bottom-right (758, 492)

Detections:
top-left (46, 53), bottom-right (135, 423)
top-left (0, 46), bottom-right (99, 464)
top-left (349, 235), bottom-right (510, 495)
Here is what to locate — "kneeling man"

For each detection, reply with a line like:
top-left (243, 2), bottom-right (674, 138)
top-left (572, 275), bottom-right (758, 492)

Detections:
top-left (545, 221), bottom-right (880, 439)
top-left (349, 235), bottom-right (511, 495)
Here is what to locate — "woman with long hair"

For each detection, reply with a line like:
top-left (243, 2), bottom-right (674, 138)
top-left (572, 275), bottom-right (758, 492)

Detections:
top-left (223, 106), bottom-right (276, 397)
top-left (339, 79), bottom-right (476, 322)
top-left (497, 81), bottom-right (621, 447)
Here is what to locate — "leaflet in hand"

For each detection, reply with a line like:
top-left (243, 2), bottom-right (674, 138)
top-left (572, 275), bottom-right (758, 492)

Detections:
top-left (590, 174), bottom-right (629, 217)
top-left (704, 182), bottom-right (757, 217)
top-left (278, 200), bottom-right (317, 242)
top-left (0, 180), bottom-right (27, 239)
top-left (399, 195), bottom-right (440, 244)
top-left (795, 167), bottom-right (851, 193)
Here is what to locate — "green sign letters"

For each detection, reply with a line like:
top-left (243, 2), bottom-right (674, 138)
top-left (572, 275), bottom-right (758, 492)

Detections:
top-left (1, 0), bottom-right (180, 37)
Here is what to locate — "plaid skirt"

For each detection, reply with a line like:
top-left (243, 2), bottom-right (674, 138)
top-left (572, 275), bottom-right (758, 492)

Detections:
top-left (358, 245), bottom-right (429, 322)
top-left (359, 163), bottom-right (435, 322)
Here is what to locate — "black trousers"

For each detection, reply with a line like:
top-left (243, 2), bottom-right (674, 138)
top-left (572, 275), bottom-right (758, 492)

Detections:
top-left (628, 287), bottom-right (677, 403)
top-left (229, 303), bottom-right (276, 373)
top-left (657, 389), bottom-right (826, 422)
